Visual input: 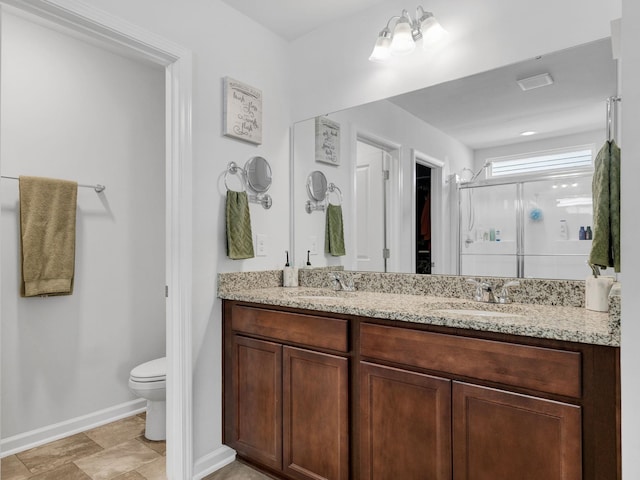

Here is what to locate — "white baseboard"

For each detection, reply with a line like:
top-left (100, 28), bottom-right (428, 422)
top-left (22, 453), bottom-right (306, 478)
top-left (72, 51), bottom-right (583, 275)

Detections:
top-left (0, 398), bottom-right (146, 457)
top-left (193, 445), bottom-right (236, 480)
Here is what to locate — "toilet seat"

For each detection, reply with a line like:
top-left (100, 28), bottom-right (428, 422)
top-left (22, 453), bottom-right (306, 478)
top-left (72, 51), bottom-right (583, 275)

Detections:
top-left (130, 357), bottom-right (166, 383)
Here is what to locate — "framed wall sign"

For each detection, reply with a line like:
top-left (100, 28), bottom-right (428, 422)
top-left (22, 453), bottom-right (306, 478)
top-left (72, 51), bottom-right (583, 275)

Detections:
top-left (315, 117), bottom-right (340, 166)
top-left (223, 77), bottom-right (263, 145)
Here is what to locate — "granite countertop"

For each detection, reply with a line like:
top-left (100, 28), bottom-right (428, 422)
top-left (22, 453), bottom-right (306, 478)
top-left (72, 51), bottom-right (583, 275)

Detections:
top-left (219, 285), bottom-right (620, 347)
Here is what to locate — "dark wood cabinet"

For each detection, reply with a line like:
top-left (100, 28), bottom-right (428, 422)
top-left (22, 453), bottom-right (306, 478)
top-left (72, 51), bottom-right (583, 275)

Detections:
top-left (229, 336), bottom-right (282, 470)
top-left (283, 346), bottom-right (349, 480)
top-left (223, 300), bottom-right (620, 480)
top-left (360, 362), bottom-right (452, 480)
top-left (452, 382), bottom-right (582, 480)
top-left (224, 302), bottom-right (349, 480)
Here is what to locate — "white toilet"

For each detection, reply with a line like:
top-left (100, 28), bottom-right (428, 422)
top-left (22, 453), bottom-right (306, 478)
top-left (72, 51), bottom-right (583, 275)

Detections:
top-left (129, 357), bottom-right (166, 441)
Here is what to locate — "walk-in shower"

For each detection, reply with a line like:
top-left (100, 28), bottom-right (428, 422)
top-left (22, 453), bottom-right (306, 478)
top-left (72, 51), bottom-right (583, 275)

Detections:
top-left (458, 171), bottom-right (594, 280)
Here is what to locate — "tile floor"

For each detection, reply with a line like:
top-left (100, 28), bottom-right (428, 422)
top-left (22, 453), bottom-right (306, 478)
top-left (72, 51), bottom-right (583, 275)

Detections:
top-left (1, 414), bottom-right (166, 480)
top-left (204, 461), bottom-right (272, 480)
top-left (1, 413), bottom-right (272, 480)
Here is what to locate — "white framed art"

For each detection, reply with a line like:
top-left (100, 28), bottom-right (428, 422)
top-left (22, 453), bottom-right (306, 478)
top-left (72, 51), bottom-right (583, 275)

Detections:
top-left (223, 77), bottom-right (263, 145)
top-left (315, 117), bottom-right (340, 166)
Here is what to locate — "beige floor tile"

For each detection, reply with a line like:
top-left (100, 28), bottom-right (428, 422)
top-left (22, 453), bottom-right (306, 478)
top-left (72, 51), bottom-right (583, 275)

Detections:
top-left (1, 454), bottom-right (32, 480)
top-left (16, 433), bottom-right (103, 475)
top-left (111, 472), bottom-right (146, 480)
top-left (134, 457), bottom-right (165, 480)
top-left (204, 461), bottom-right (273, 480)
top-left (28, 463), bottom-right (91, 480)
top-left (74, 438), bottom-right (160, 480)
top-left (85, 416), bottom-right (146, 449)
top-left (135, 436), bottom-right (166, 456)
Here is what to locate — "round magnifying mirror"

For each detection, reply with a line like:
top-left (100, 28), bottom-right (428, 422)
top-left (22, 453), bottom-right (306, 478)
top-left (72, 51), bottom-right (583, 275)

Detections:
top-left (245, 156), bottom-right (272, 193)
top-left (307, 171), bottom-right (328, 202)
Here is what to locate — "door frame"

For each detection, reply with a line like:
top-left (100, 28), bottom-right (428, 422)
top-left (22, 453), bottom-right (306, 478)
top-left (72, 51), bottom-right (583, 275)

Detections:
top-left (0, 1), bottom-right (193, 478)
top-left (411, 150), bottom-right (444, 274)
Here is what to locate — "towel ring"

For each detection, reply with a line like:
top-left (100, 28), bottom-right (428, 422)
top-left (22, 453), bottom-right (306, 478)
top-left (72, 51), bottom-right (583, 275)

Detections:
top-left (223, 160), bottom-right (273, 209)
top-left (306, 181), bottom-right (343, 213)
top-left (224, 162), bottom-right (246, 192)
top-left (327, 183), bottom-right (342, 205)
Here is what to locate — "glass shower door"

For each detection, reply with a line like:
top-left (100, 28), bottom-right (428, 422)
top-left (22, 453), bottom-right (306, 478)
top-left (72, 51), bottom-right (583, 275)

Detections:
top-left (459, 183), bottom-right (518, 277)
top-left (522, 175), bottom-right (593, 280)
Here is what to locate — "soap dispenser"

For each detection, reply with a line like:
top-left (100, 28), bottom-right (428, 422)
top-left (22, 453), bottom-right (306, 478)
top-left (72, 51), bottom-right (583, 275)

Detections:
top-left (283, 251), bottom-right (298, 287)
top-left (303, 250), bottom-right (313, 269)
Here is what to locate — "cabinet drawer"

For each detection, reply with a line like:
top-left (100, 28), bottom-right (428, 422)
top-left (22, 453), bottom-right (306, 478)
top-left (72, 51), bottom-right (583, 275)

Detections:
top-left (231, 304), bottom-right (349, 352)
top-left (361, 323), bottom-right (581, 398)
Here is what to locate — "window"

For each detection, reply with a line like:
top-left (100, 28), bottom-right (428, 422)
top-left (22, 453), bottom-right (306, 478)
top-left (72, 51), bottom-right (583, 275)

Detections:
top-left (488, 145), bottom-right (594, 178)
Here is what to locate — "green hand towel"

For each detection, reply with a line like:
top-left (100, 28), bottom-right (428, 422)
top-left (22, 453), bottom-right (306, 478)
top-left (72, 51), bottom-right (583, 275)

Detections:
top-left (325, 204), bottom-right (346, 256)
top-left (226, 191), bottom-right (255, 260)
top-left (589, 140), bottom-right (621, 272)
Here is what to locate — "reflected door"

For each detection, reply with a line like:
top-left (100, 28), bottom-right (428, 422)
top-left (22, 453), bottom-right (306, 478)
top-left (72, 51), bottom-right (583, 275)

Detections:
top-left (356, 142), bottom-right (387, 272)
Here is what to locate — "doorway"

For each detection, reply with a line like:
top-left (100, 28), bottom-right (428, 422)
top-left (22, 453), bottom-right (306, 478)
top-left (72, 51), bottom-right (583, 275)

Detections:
top-left (412, 151), bottom-right (444, 275)
top-left (416, 163), bottom-right (432, 274)
top-left (0, 2), bottom-right (193, 478)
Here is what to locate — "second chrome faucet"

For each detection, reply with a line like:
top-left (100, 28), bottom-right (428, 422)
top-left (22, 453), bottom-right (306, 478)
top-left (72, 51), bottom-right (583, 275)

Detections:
top-left (329, 272), bottom-right (356, 292)
top-left (467, 278), bottom-right (519, 304)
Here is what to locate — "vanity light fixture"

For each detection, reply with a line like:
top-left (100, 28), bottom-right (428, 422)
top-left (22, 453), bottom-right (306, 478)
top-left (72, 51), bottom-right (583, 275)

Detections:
top-left (369, 5), bottom-right (447, 62)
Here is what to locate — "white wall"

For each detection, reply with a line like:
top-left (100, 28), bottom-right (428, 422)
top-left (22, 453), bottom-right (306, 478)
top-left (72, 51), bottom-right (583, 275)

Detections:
top-left (293, 100), bottom-right (473, 273)
top-left (0, 12), bottom-right (165, 437)
top-left (621, 0), bottom-right (640, 476)
top-left (74, 0), bottom-right (293, 466)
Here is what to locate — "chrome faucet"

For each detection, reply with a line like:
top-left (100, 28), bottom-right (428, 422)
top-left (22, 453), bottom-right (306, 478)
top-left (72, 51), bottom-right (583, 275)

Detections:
top-left (329, 272), bottom-right (356, 292)
top-left (467, 279), bottom-right (519, 304)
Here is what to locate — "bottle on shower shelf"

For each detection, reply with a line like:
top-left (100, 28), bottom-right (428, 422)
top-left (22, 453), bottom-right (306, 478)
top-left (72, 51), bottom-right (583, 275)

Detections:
top-left (579, 226), bottom-right (586, 240)
top-left (559, 220), bottom-right (569, 240)
top-left (585, 226), bottom-right (593, 240)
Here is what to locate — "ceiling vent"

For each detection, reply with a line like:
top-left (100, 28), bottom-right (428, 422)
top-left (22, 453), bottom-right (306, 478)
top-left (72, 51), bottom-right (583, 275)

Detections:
top-left (517, 73), bottom-right (554, 91)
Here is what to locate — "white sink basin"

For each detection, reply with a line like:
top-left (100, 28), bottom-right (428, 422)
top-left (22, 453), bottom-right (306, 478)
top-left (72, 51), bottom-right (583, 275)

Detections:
top-left (435, 308), bottom-right (521, 318)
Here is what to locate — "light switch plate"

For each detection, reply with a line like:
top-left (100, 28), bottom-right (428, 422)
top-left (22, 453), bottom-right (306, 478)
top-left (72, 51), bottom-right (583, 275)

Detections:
top-left (309, 235), bottom-right (318, 255)
top-left (256, 234), bottom-right (267, 256)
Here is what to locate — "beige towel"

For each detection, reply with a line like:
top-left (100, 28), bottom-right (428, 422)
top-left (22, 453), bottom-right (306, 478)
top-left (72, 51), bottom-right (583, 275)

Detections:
top-left (19, 176), bottom-right (78, 296)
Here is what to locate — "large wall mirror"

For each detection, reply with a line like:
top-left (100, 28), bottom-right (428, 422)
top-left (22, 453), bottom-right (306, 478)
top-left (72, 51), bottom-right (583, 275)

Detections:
top-left (291, 38), bottom-right (618, 280)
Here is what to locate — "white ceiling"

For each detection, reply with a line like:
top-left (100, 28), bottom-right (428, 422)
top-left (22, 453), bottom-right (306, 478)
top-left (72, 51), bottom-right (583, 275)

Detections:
top-left (219, 0), bottom-right (387, 41)
top-left (388, 38), bottom-right (618, 149)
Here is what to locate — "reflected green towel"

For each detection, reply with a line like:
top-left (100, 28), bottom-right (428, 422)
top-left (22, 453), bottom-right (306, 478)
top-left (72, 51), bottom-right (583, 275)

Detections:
top-left (226, 191), bottom-right (255, 260)
top-left (325, 204), bottom-right (346, 256)
top-left (589, 140), bottom-right (621, 272)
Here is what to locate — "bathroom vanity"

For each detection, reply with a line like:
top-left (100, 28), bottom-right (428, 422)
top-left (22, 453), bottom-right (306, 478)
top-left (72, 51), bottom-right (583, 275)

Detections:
top-left (219, 272), bottom-right (620, 480)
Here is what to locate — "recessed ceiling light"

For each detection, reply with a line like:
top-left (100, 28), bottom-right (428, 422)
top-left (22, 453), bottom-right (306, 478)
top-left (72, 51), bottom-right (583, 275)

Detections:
top-left (520, 131), bottom-right (537, 136)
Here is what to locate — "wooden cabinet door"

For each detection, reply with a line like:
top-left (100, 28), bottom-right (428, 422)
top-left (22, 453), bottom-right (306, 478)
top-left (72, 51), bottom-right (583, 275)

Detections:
top-left (283, 346), bottom-right (349, 480)
top-left (360, 362), bottom-right (452, 480)
top-left (229, 336), bottom-right (282, 470)
top-left (453, 382), bottom-right (582, 480)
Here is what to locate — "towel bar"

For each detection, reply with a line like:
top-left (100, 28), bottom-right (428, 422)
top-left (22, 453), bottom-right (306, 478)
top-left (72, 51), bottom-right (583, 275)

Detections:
top-left (0, 175), bottom-right (105, 193)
